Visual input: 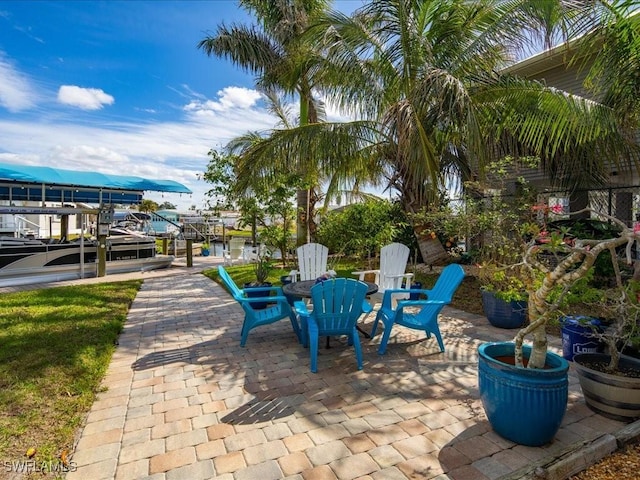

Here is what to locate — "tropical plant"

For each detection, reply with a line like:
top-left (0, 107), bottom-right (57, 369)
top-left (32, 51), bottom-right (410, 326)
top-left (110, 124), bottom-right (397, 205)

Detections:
top-left (220, 0), bottom-right (638, 264)
top-left (416, 156), bottom-right (541, 300)
top-left (315, 198), bottom-right (414, 262)
top-left (199, 0), bottom-right (331, 246)
top-left (251, 247), bottom-right (273, 285)
top-left (138, 199), bottom-right (159, 213)
top-left (201, 147), bottom-right (297, 262)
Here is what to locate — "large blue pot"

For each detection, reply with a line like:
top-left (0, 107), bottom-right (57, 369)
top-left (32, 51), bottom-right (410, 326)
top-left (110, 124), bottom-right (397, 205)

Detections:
top-left (481, 290), bottom-right (527, 329)
top-left (478, 342), bottom-right (569, 446)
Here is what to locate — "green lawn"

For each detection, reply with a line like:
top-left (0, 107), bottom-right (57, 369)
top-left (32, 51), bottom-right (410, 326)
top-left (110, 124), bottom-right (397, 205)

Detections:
top-left (0, 281), bottom-right (142, 471)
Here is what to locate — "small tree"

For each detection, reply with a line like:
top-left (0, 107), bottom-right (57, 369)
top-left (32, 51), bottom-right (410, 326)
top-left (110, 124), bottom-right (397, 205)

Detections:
top-left (200, 148), bottom-right (237, 214)
top-left (255, 177), bottom-right (298, 267)
top-left (315, 199), bottom-right (412, 264)
top-left (138, 199), bottom-right (159, 213)
top-left (158, 201), bottom-right (177, 210)
top-left (201, 148), bottom-right (298, 265)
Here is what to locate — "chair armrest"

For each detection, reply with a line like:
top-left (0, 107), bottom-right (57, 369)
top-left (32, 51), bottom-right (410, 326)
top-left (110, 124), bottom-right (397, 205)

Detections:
top-left (396, 299), bottom-right (447, 309)
top-left (241, 286), bottom-right (284, 295)
top-left (288, 270), bottom-right (299, 282)
top-left (381, 288), bottom-right (421, 309)
top-left (352, 269), bottom-right (379, 281)
top-left (385, 273), bottom-right (411, 279)
top-left (237, 295), bottom-right (289, 304)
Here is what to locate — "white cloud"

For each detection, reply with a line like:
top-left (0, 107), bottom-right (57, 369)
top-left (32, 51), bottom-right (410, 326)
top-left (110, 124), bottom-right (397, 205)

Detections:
top-left (57, 85), bottom-right (115, 110)
top-left (0, 86), bottom-right (278, 210)
top-left (184, 86), bottom-right (262, 114)
top-left (0, 52), bottom-right (36, 112)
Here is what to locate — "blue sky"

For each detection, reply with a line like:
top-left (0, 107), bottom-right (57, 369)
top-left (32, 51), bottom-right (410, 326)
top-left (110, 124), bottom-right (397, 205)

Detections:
top-left (0, 1), bottom-right (362, 210)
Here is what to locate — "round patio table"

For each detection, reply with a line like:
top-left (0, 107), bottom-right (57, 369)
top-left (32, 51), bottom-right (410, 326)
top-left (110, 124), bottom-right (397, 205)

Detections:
top-left (282, 279), bottom-right (378, 298)
top-left (282, 279), bottom-right (378, 340)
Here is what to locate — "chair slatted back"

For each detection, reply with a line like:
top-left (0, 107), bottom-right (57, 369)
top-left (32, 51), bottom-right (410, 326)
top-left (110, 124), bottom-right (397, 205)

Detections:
top-left (379, 242), bottom-right (410, 290)
top-left (426, 264), bottom-right (465, 302)
top-left (296, 243), bottom-right (329, 281)
top-left (229, 238), bottom-right (245, 261)
top-left (217, 265), bottom-right (243, 299)
top-left (309, 278), bottom-right (367, 333)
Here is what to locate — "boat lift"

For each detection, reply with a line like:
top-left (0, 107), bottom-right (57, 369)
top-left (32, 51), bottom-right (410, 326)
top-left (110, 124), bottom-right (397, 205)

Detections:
top-left (0, 162), bottom-right (191, 279)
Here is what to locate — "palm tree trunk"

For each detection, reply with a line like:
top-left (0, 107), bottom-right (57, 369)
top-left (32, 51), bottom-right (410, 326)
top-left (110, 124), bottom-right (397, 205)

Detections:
top-left (296, 188), bottom-right (309, 245)
top-left (296, 90), bottom-right (312, 246)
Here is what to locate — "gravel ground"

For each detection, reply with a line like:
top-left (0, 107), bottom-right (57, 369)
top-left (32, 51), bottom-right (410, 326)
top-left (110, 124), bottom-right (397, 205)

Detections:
top-left (569, 443), bottom-right (640, 479)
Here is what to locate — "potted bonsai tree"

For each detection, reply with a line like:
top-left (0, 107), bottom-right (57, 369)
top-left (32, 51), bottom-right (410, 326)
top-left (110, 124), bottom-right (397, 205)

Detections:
top-left (478, 207), bottom-right (640, 446)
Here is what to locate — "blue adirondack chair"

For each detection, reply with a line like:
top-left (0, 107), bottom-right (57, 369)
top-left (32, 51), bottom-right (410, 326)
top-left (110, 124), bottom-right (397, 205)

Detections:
top-left (294, 278), bottom-right (369, 373)
top-left (371, 264), bottom-right (465, 354)
top-left (217, 266), bottom-right (301, 346)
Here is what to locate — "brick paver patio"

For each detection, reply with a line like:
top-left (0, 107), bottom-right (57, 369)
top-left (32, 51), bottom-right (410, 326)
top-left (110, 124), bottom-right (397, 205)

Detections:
top-left (63, 260), bottom-right (629, 480)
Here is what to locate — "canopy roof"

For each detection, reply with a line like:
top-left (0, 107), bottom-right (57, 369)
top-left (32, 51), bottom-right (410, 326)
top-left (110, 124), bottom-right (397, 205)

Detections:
top-left (0, 162), bottom-right (191, 205)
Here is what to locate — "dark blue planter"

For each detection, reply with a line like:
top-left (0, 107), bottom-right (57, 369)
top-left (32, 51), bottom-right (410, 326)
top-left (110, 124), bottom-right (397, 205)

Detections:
top-left (481, 290), bottom-right (527, 329)
top-left (409, 281), bottom-right (422, 300)
top-left (478, 342), bottom-right (569, 446)
top-left (243, 282), bottom-right (272, 309)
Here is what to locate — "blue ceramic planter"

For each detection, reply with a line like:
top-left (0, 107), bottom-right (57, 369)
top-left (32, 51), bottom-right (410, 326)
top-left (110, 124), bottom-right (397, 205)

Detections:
top-left (481, 290), bottom-right (527, 329)
top-left (478, 342), bottom-right (569, 446)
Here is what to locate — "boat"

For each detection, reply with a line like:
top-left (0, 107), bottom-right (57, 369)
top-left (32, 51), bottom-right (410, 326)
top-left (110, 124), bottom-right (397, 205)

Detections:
top-left (0, 229), bottom-right (174, 287)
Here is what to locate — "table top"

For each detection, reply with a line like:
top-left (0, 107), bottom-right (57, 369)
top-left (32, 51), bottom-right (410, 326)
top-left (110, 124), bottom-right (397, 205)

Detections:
top-left (282, 279), bottom-right (378, 298)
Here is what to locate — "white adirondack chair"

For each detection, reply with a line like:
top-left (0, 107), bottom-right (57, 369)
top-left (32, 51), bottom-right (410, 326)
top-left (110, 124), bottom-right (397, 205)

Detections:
top-left (244, 243), bottom-right (268, 263)
top-left (289, 243), bottom-right (329, 282)
top-left (352, 242), bottom-right (414, 294)
top-left (223, 237), bottom-right (246, 266)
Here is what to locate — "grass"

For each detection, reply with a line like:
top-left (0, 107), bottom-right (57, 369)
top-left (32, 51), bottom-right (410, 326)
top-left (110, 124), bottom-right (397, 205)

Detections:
top-left (0, 281), bottom-right (142, 472)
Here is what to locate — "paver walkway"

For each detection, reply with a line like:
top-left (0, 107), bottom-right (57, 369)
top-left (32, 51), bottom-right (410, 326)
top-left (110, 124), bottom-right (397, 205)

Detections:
top-left (60, 259), bottom-right (630, 480)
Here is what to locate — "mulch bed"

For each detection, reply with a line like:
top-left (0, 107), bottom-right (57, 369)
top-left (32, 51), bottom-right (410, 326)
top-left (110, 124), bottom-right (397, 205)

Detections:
top-left (569, 443), bottom-right (640, 480)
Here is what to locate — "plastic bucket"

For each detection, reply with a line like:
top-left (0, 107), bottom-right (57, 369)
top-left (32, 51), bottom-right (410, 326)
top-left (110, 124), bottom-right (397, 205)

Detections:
top-left (561, 316), bottom-right (603, 361)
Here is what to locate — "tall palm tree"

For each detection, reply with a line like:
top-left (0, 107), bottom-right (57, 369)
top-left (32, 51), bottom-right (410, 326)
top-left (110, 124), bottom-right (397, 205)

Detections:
top-left (228, 0), bottom-right (639, 262)
top-left (579, 1), bottom-right (640, 135)
top-left (198, 0), bottom-right (330, 246)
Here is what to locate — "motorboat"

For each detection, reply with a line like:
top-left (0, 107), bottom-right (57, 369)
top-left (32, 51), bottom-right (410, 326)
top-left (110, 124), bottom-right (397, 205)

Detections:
top-left (0, 229), bottom-right (174, 287)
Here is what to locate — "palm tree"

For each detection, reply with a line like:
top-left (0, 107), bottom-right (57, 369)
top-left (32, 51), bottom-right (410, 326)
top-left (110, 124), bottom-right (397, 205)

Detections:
top-left (579, 1), bottom-right (640, 136)
top-left (198, 0), bottom-right (330, 246)
top-left (226, 0), bottom-right (639, 262)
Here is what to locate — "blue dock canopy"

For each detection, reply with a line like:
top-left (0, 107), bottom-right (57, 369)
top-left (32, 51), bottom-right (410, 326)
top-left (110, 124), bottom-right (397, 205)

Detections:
top-left (0, 162), bottom-right (191, 204)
